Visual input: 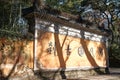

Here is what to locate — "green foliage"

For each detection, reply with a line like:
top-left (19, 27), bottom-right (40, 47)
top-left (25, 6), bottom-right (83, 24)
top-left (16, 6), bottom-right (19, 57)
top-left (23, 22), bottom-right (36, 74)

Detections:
top-left (45, 0), bottom-right (120, 60)
top-left (45, 0), bottom-right (83, 14)
top-left (0, 0), bottom-right (32, 39)
top-left (110, 43), bottom-right (120, 60)
top-left (0, 0), bottom-right (120, 60)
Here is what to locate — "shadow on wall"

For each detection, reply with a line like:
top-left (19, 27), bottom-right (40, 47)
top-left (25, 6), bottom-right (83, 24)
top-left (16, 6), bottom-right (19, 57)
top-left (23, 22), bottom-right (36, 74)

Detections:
top-left (53, 33), bottom-right (66, 79)
top-left (37, 31), bottom-right (52, 59)
top-left (0, 39), bottom-right (24, 80)
top-left (53, 25), bottom-right (80, 79)
top-left (36, 27), bottom-right (72, 79)
top-left (80, 30), bottom-right (108, 74)
top-left (35, 27), bottom-right (109, 79)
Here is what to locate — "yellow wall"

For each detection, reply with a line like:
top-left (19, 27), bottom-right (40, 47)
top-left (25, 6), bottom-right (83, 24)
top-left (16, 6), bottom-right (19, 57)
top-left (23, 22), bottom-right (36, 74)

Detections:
top-left (37, 31), bottom-right (108, 69)
top-left (0, 39), bottom-right (33, 76)
top-left (0, 31), bottom-right (108, 76)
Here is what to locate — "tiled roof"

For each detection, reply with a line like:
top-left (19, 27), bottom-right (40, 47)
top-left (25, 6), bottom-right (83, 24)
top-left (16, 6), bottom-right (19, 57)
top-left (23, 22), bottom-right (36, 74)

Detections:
top-left (22, 7), bottom-right (109, 37)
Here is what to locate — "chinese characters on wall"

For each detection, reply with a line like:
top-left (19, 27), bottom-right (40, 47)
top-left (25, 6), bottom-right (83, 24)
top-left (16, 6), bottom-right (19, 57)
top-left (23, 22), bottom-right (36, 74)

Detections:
top-left (47, 41), bottom-right (103, 57)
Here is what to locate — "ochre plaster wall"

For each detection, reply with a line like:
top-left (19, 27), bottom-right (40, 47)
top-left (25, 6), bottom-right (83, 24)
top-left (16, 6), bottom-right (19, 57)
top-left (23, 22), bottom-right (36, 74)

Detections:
top-left (0, 39), bottom-right (33, 76)
top-left (37, 31), bottom-right (108, 69)
top-left (0, 30), bottom-right (108, 76)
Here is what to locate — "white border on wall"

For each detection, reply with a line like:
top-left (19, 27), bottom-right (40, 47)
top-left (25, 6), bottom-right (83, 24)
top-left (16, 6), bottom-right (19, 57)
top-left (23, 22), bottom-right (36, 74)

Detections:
top-left (36, 20), bottom-right (107, 43)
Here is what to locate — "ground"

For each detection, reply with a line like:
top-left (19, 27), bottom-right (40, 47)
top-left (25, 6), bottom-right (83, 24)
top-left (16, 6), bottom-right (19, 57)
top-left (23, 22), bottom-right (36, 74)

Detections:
top-left (8, 68), bottom-right (120, 80)
top-left (77, 68), bottom-right (120, 80)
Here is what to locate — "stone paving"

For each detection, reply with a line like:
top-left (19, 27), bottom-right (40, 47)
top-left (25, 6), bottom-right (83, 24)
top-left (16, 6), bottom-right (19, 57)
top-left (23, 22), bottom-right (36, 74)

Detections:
top-left (8, 68), bottom-right (120, 80)
top-left (78, 74), bottom-right (120, 80)
top-left (74, 68), bottom-right (120, 80)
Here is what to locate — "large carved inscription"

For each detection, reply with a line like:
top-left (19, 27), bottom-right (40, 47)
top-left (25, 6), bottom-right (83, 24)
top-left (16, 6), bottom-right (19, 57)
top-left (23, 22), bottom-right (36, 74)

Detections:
top-left (47, 41), bottom-right (56, 55)
top-left (78, 46), bottom-right (85, 56)
top-left (46, 41), bottom-right (96, 57)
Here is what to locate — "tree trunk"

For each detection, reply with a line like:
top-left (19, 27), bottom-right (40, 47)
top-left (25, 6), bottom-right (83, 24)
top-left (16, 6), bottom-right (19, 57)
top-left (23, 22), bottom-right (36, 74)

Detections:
top-left (33, 0), bottom-right (45, 9)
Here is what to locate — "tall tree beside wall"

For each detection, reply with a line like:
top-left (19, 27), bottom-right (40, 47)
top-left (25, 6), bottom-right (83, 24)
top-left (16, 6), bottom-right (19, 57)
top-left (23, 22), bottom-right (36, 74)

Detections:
top-left (81, 0), bottom-right (120, 43)
top-left (0, 0), bottom-right (119, 65)
top-left (0, 0), bottom-right (32, 38)
top-left (80, 0), bottom-right (120, 62)
top-left (0, 0), bottom-right (33, 78)
top-left (45, 0), bottom-right (120, 42)
top-left (44, 0), bottom-right (120, 64)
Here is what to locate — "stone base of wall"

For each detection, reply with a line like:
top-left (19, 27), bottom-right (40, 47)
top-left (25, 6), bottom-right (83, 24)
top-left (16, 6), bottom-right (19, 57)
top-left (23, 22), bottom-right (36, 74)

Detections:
top-left (6, 67), bottom-right (109, 80)
top-left (34, 67), bottom-right (109, 80)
